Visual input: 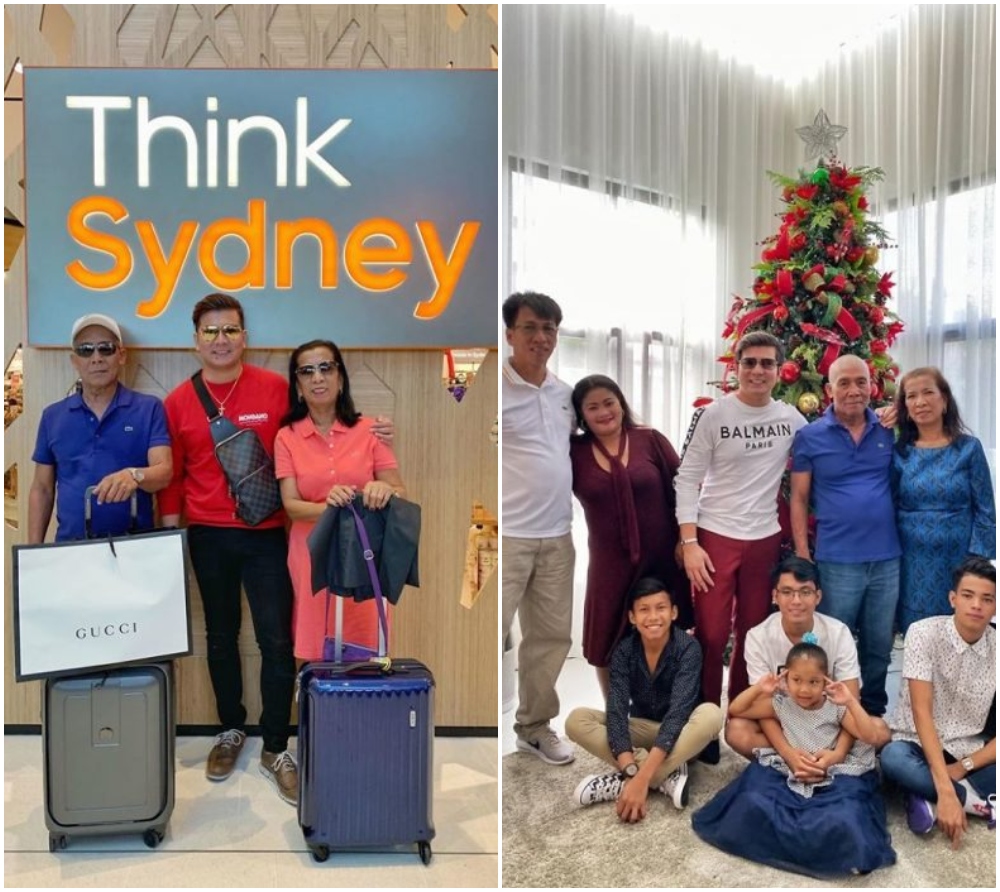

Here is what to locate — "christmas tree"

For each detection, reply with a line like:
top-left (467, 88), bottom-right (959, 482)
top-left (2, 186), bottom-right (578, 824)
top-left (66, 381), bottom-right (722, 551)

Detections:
top-left (714, 114), bottom-right (904, 418)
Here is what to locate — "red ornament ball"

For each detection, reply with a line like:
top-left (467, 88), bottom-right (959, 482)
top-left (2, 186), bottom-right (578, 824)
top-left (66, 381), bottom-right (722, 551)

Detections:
top-left (773, 305), bottom-right (789, 322)
top-left (779, 361), bottom-right (802, 384)
top-left (869, 306), bottom-right (885, 325)
top-left (871, 339), bottom-right (888, 355)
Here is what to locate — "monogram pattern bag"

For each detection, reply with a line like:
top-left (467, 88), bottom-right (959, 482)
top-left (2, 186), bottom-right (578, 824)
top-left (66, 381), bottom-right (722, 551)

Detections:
top-left (191, 372), bottom-right (282, 526)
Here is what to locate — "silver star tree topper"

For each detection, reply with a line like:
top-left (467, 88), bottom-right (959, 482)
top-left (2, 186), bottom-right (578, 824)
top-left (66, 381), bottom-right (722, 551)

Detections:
top-left (796, 109), bottom-right (848, 160)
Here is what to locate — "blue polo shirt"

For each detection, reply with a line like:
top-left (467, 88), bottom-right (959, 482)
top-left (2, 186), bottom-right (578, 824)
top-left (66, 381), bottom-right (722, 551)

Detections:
top-left (32, 384), bottom-right (170, 541)
top-left (791, 405), bottom-right (900, 563)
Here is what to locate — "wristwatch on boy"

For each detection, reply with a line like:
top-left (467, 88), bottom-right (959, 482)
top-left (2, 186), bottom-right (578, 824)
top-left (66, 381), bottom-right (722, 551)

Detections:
top-left (128, 467), bottom-right (145, 484)
top-left (961, 756), bottom-right (975, 773)
top-left (621, 762), bottom-right (639, 779)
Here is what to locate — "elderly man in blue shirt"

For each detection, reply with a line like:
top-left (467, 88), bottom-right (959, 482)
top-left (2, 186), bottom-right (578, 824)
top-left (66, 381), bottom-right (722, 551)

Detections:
top-left (790, 354), bottom-right (900, 717)
top-left (28, 313), bottom-right (172, 543)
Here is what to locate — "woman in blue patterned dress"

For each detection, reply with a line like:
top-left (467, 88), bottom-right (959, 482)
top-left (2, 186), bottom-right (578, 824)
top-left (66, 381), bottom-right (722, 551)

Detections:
top-left (892, 368), bottom-right (996, 634)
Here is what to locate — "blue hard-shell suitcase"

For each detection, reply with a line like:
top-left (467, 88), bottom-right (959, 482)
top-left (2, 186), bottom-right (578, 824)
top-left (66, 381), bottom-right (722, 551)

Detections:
top-left (297, 659), bottom-right (436, 864)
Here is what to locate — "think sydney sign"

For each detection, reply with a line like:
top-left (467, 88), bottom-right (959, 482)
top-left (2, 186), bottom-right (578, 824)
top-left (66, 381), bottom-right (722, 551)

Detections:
top-left (24, 68), bottom-right (497, 348)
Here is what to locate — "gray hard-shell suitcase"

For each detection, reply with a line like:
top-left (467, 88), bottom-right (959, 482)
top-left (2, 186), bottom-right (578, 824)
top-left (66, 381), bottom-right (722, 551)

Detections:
top-left (43, 663), bottom-right (175, 851)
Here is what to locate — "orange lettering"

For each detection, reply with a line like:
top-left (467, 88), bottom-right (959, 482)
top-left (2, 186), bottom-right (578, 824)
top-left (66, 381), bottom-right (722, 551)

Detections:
top-left (413, 221), bottom-right (480, 319)
top-left (199, 199), bottom-right (266, 290)
top-left (65, 196), bottom-right (133, 290)
top-left (134, 220), bottom-right (198, 318)
top-left (275, 218), bottom-right (339, 289)
top-left (343, 218), bottom-right (411, 292)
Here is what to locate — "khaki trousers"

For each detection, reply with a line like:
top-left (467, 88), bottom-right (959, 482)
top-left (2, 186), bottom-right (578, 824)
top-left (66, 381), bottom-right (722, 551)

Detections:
top-left (565, 703), bottom-right (725, 787)
top-left (502, 533), bottom-right (575, 738)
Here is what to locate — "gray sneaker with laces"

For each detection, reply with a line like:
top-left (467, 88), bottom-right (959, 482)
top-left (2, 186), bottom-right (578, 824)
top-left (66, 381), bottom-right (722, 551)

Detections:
top-left (515, 728), bottom-right (575, 765)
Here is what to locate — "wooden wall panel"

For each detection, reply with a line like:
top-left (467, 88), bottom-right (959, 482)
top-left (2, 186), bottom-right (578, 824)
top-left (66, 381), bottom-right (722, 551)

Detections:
top-left (4, 4), bottom-right (498, 729)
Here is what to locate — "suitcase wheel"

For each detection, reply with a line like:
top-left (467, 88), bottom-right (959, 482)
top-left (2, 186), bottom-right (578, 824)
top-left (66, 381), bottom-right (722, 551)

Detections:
top-left (143, 828), bottom-right (164, 849)
top-left (48, 834), bottom-right (68, 853)
top-left (310, 844), bottom-right (330, 863)
top-left (419, 841), bottom-right (432, 866)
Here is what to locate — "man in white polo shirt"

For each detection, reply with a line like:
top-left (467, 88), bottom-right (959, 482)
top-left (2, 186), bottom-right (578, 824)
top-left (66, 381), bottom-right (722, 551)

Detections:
top-left (502, 291), bottom-right (577, 765)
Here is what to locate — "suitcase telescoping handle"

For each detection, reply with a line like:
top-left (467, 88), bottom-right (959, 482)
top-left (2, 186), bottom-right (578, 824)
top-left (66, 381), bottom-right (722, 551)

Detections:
top-left (84, 484), bottom-right (139, 539)
top-left (324, 499), bottom-right (391, 662)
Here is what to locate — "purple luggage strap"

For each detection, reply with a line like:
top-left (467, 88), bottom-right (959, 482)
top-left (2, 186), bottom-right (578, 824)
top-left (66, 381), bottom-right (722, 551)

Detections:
top-left (323, 499), bottom-right (389, 660)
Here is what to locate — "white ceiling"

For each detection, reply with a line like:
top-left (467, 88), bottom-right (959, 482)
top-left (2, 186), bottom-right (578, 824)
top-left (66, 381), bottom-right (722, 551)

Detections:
top-left (618, 4), bottom-right (911, 82)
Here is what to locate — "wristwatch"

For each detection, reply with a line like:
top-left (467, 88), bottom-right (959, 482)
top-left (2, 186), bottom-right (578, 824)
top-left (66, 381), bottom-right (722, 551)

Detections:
top-left (128, 467), bottom-right (145, 484)
top-left (961, 757), bottom-right (975, 773)
top-left (622, 762), bottom-right (639, 779)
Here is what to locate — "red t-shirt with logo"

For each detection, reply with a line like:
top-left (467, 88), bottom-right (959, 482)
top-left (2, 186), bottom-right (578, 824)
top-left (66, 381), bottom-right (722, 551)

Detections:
top-left (161, 363), bottom-right (288, 528)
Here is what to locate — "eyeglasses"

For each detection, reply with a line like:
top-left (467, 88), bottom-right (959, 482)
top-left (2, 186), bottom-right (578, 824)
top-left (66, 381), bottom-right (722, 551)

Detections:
top-left (512, 323), bottom-right (559, 338)
top-left (775, 586), bottom-right (818, 600)
top-left (72, 342), bottom-right (119, 358)
top-left (199, 324), bottom-right (244, 342)
top-left (295, 361), bottom-right (339, 378)
top-left (738, 357), bottom-right (778, 370)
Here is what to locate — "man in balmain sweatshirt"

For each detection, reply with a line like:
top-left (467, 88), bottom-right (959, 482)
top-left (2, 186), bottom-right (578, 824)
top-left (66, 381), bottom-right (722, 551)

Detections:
top-left (674, 332), bottom-right (806, 757)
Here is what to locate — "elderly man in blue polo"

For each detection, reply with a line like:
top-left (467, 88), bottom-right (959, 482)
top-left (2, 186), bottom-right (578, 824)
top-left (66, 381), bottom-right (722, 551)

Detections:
top-left (790, 354), bottom-right (899, 719)
top-left (28, 313), bottom-right (172, 543)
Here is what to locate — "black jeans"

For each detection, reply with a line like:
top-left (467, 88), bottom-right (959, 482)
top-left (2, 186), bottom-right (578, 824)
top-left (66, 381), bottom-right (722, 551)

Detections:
top-left (187, 525), bottom-right (295, 753)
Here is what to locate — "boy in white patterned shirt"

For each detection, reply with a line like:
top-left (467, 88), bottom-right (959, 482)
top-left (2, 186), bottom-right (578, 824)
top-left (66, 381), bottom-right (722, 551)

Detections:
top-left (881, 556), bottom-right (996, 847)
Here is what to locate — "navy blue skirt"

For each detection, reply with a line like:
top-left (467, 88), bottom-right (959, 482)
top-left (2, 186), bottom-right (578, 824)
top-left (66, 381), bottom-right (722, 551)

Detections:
top-left (691, 762), bottom-right (896, 879)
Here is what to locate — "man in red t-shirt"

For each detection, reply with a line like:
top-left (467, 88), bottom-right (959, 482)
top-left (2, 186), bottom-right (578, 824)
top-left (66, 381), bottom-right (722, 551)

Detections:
top-left (163, 293), bottom-right (393, 806)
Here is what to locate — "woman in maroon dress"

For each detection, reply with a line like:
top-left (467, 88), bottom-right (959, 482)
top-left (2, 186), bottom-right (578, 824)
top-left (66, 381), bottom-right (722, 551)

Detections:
top-left (571, 375), bottom-right (689, 699)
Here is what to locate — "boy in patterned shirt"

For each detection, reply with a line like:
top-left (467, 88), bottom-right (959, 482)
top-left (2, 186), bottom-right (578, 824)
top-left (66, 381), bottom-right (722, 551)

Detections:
top-left (881, 556), bottom-right (996, 847)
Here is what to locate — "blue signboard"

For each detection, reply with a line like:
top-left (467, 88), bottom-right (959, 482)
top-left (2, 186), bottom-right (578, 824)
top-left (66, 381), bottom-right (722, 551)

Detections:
top-left (24, 68), bottom-right (497, 348)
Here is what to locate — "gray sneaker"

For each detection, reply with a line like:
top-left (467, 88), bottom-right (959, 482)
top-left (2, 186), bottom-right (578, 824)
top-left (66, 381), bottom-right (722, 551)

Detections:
top-left (574, 772), bottom-right (625, 806)
top-left (657, 762), bottom-right (689, 810)
top-left (515, 728), bottom-right (575, 765)
top-left (260, 749), bottom-right (298, 806)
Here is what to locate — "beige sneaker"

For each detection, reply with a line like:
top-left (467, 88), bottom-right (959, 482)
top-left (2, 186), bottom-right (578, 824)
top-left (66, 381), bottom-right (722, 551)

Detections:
top-left (260, 749), bottom-right (298, 806)
top-left (206, 729), bottom-right (246, 781)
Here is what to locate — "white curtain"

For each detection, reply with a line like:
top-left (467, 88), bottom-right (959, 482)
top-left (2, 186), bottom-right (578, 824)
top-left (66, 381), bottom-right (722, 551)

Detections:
top-left (504, 3), bottom-right (995, 450)
top-left (503, 4), bottom-right (995, 657)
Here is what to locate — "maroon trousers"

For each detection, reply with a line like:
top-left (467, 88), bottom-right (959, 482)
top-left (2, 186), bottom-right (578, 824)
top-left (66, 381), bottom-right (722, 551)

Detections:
top-left (693, 529), bottom-right (782, 706)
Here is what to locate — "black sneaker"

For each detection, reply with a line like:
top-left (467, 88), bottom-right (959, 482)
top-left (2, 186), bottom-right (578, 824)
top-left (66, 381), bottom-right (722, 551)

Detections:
top-left (697, 739), bottom-right (721, 765)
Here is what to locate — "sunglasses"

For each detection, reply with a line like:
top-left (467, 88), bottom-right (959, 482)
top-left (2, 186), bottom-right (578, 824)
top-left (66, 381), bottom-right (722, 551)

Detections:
top-left (738, 357), bottom-right (778, 370)
top-left (295, 361), bottom-right (339, 378)
top-left (73, 342), bottom-right (119, 358)
top-left (199, 324), bottom-right (244, 342)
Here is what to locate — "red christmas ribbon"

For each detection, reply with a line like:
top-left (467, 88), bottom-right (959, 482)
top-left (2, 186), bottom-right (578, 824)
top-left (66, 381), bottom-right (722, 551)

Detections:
top-left (737, 304), bottom-right (776, 335)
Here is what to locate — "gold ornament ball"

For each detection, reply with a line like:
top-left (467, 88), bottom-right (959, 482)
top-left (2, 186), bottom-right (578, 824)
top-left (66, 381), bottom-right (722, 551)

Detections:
top-left (864, 246), bottom-right (880, 266)
top-left (797, 392), bottom-right (821, 414)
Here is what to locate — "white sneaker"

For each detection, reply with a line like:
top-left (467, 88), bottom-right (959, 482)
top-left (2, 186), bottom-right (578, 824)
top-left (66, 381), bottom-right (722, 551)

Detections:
top-left (516, 728), bottom-right (575, 765)
top-left (574, 772), bottom-right (624, 806)
top-left (657, 762), bottom-right (689, 810)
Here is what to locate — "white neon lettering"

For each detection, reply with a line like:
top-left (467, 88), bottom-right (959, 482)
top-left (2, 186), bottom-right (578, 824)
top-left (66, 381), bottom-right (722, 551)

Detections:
top-left (65, 95), bottom-right (133, 187)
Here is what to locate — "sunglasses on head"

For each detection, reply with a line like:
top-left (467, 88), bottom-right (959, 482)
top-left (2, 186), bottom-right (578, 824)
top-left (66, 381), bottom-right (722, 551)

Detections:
top-left (199, 324), bottom-right (244, 342)
top-left (295, 361), bottom-right (339, 378)
top-left (73, 342), bottom-right (119, 358)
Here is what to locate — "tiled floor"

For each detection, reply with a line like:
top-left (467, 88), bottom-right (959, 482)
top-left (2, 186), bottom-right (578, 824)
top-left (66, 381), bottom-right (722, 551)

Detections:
top-left (5, 734), bottom-right (498, 888)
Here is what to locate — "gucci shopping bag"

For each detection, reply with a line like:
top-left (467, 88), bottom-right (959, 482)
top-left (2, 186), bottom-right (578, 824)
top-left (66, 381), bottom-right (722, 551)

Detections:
top-left (12, 529), bottom-right (192, 681)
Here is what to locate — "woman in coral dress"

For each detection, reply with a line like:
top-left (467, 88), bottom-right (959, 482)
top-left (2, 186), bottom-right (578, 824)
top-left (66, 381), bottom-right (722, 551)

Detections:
top-left (274, 339), bottom-right (405, 660)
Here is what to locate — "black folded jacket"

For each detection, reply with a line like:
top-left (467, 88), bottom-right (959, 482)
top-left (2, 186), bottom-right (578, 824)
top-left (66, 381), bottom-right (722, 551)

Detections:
top-left (306, 497), bottom-right (420, 604)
